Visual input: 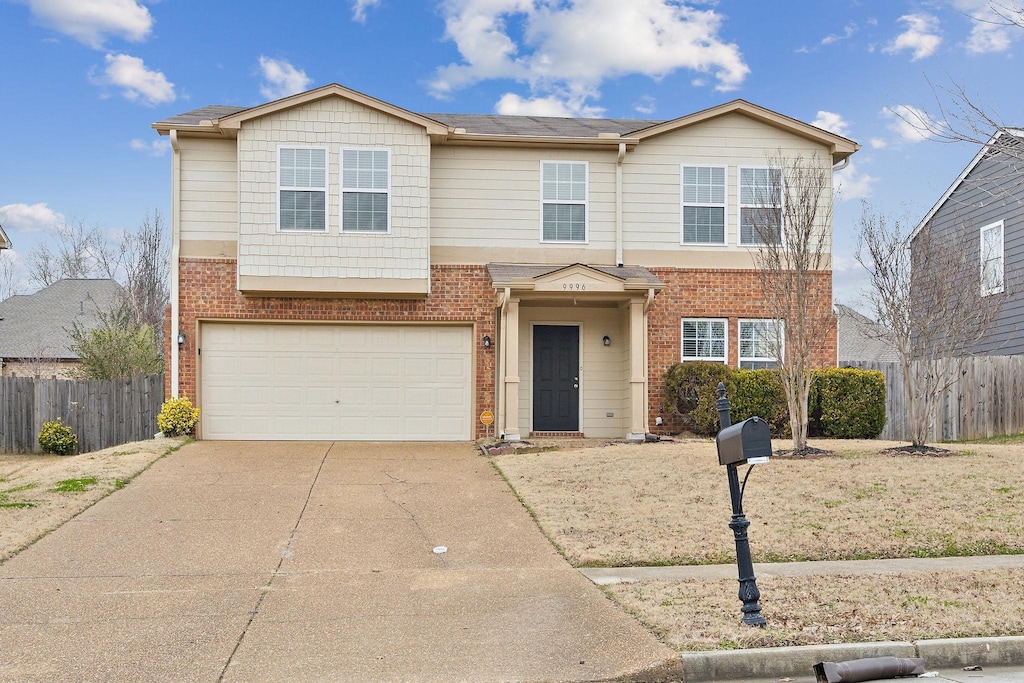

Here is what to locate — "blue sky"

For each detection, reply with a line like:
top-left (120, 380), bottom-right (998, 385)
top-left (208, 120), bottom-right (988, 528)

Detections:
top-left (0, 0), bottom-right (1020, 305)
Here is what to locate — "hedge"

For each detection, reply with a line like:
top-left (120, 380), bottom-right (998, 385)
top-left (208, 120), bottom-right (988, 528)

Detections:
top-left (809, 367), bottom-right (887, 439)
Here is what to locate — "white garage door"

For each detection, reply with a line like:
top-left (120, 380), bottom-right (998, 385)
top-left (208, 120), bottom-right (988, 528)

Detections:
top-left (200, 323), bottom-right (473, 441)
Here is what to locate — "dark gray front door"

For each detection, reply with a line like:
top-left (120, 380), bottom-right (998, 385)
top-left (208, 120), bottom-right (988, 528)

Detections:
top-left (533, 325), bottom-right (579, 432)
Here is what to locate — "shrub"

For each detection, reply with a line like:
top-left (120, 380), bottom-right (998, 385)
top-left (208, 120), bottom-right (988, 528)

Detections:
top-left (663, 362), bottom-right (736, 436)
top-left (157, 396), bottom-right (200, 436)
top-left (809, 368), bottom-right (886, 439)
top-left (731, 369), bottom-right (791, 438)
top-left (38, 418), bottom-right (78, 455)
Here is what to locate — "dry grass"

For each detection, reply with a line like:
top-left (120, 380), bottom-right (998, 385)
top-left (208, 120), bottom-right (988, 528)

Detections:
top-left (607, 569), bottom-right (1024, 651)
top-left (491, 438), bottom-right (1024, 567)
top-left (0, 437), bottom-right (186, 562)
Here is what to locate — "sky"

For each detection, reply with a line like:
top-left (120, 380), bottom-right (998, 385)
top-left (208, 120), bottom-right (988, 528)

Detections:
top-left (0, 0), bottom-right (1020, 308)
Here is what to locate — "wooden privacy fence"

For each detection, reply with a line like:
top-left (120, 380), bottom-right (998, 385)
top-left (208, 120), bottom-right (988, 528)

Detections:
top-left (0, 374), bottom-right (165, 454)
top-left (849, 358), bottom-right (1024, 442)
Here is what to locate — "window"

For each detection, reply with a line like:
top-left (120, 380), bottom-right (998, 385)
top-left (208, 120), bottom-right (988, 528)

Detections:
top-left (980, 220), bottom-right (1004, 296)
top-left (739, 167), bottom-right (782, 245)
top-left (541, 161), bottom-right (587, 242)
top-left (739, 319), bottom-right (782, 369)
top-left (681, 319), bottom-right (727, 362)
top-left (681, 166), bottom-right (726, 244)
top-left (342, 148), bottom-right (390, 233)
top-left (278, 146), bottom-right (327, 232)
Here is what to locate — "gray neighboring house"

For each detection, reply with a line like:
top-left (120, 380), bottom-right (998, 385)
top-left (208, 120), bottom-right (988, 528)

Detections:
top-left (0, 279), bottom-right (123, 378)
top-left (913, 129), bottom-right (1023, 355)
top-left (836, 304), bottom-right (899, 364)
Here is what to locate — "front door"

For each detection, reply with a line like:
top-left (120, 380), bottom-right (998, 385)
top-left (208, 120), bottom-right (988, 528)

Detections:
top-left (533, 325), bottom-right (580, 432)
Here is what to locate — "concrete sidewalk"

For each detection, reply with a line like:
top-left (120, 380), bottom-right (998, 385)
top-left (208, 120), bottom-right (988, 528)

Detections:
top-left (0, 441), bottom-right (679, 682)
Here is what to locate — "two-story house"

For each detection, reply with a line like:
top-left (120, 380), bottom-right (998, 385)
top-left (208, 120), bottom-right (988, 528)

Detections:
top-left (153, 83), bottom-right (855, 442)
top-left (914, 129), bottom-right (1022, 355)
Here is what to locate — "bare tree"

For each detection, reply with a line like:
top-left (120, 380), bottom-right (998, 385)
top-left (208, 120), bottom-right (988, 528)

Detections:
top-left (27, 219), bottom-right (119, 288)
top-left (0, 251), bottom-right (22, 301)
top-left (855, 205), bottom-right (1003, 447)
top-left (750, 152), bottom-right (835, 451)
top-left (120, 210), bottom-right (170, 338)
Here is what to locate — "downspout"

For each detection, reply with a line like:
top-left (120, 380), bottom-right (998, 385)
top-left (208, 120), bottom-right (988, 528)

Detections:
top-left (615, 143), bottom-right (626, 267)
top-left (169, 129), bottom-right (181, 399)
top-left (832, 157), bottom-right (850, 172)
top-left (497, 288), bottom-right (510, 438)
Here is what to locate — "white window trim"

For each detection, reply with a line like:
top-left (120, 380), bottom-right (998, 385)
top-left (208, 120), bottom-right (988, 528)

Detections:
top-left (680, 318), bottom-right (729, 363)
top-left (340, 146), bottom-right (392, 235)
top-left (738, 318), bottom-right (784, 368)
top-left (980, 219), bottom-right (1005, 296)
top-left (277, 145), bottom-right (329, 234)
top-left (680, 164), bottom-right (728, 246)
top-left (539, 160), bottom-right (589, 244)
top-left (737, 166), bottom-right (783, 247)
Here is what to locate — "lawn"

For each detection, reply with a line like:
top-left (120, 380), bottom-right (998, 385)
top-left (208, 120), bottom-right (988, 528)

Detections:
top-left (491, 437), bottom-right (1024, 650)
top-left (490, 438), bottom-right (1024, 567)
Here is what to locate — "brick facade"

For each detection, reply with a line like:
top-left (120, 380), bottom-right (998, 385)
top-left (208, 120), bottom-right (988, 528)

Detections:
top-left (171, 259), bottom-right (835, 440)
top-left (171, 257), bottom-right (496, 438)
top-left (646, 267), bottom-right (836, 435)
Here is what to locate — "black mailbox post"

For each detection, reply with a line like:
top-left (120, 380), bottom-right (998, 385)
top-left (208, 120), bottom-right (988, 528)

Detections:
top-left (715, 382), bottom-right (768, 627)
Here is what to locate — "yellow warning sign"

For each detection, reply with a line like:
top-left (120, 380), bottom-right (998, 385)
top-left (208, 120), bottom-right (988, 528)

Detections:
top-left (480, 410), bottom-right (495, 426)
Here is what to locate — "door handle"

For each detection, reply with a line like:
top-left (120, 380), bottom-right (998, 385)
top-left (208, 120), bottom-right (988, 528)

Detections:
top-left (573, 384), bottom-right (579, 388)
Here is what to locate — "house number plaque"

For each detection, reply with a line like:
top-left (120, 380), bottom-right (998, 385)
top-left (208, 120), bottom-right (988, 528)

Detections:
top-left (562, 283), bottom-right (586, 290)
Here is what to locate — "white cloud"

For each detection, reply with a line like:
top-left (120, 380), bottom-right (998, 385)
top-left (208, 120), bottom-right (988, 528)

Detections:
top-left (0, 203), bottom-right (66, 233)
top-left (633, 95), bottom-right (656, 115)
top-left (883, 13), bottom-right (942, 60)
top-left (883, 104), bottom-right (937, 143)
top-left (14, 0), bottom-right (152, 49)
top-left (130, 138), bottom-right (171, 157)
top-left (352, 0), bottom-right (381, 22)
top-left (820, 22), bottom-right (857, 46)
top-left (430, 0), bottom-right (749, 110)
top-left (868, 137), bottom-right (887, 149)
top-left (834, 162), bottom-right (877, 202)
top-left (92, 53), bottom-right (176, 105)
top-left (258, 56), bottom-right (312, 101)
top-left (495, 92), bottom-right (605, 117)
top-left (812, 111), bottom-right (851, 138)
top-left (952, 0), bottom-right (1018, 54)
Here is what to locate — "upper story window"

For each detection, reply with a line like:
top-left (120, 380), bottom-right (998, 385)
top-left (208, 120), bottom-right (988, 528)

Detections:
top-left (681, 166), bottom-right (726, 245)
top-left (541, 161), bottom-right (587, 242)
top-left (681, 318), bottom-right (727, 363)
top-left (278, 146), bottom-right (327, 232)
top-left (739, 318), bottom-right (783, 369)
top-left (342, 148), bottom-right (390, 233)
top-left (980, 220), bottom-right (1004, 296)
top-left (739, 167), bottom-right (782, 245)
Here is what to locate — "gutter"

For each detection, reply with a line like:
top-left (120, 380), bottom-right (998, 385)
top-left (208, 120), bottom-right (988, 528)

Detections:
top-left (832, 157), bottom-right (850, 172)
top-left (169, 130), bottom-right (181, 398)
top-left (616, 143), bottom-right (626, 267)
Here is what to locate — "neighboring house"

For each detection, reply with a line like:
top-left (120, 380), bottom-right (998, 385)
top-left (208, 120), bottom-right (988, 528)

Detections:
top-left (0, 279), bottom-right (122, 378)
top-left (153, 83), bottom-right (857, 442)
top-left (914, 129), bottom-right (1022, 355)
top-left (835, 304), bottom-right (898, 364)
top-left (0, 224), bottom-right (10, 250)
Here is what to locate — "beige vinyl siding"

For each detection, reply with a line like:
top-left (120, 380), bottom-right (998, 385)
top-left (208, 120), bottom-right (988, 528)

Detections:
top-left (178, 137), bottom-right (238, 243)
top-left (236, 97), bottom-right (430, 285)
top-left (431, 147), bottom-right (617, 257)
top-left (622, 112), bottom-right (831, 253)
top-left (517, 306), bottom-right (627, 438)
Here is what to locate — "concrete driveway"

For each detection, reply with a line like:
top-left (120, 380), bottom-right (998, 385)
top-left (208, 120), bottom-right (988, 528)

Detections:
top-left (0, 441), bottom-right (678, 682)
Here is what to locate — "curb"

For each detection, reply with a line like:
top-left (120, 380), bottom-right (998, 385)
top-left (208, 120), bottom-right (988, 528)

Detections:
top-left (675, 636), bottom-right (1024, 682)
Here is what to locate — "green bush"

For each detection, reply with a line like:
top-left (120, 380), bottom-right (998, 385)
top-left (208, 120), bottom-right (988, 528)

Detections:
top-left (157, 396), bottom-right (200, 437)
top-left (731, 369), bottom-right (791, 438)
top-left (38, 418), bottom-right (78, 455)
top-left (663, 361), bottom-right (736, 436)
top-left (809, 368), bottom-right (886, 439)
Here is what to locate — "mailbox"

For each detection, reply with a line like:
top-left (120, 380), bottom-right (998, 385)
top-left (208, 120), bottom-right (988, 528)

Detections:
top-left (716, 416), bottom-right (772, 466)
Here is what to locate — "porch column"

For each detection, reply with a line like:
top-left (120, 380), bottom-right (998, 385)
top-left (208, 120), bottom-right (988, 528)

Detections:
top-left (627, 298), bottom-right (648, 441)
top-left (503, 298), bottom-right (522, 441)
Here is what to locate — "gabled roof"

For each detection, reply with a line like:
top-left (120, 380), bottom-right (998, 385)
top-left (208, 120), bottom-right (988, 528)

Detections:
top-left (0, 279), bottom-right (122, 359)
top-left (835, 304), bottom-right (899, 364)
top-left (913, 128), bottom-right (1024, 239)
top-left (153, 85), bottom-right (858, 159)
top-left (0, 224), bottom-right (10, 250)
top-left (487, 263), bottom-right (663, 288)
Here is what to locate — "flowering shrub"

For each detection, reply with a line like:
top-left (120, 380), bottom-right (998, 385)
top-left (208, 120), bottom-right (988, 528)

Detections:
top-left (38, 418), bottom-right (78, 455)
top-left (157, 396), bottom-right (200, 436)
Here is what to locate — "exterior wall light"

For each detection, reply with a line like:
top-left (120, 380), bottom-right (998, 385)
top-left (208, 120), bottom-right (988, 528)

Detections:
top-left (177, 331), bottom-right (186, 345)
top-left (483, 335), bottom-right (491, 348)
top-left (602, 335), bottom-right (611, 346)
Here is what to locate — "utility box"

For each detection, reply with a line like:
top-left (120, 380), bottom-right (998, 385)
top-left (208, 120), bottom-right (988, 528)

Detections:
top-left (717, 416), bottom-right (772, 466)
